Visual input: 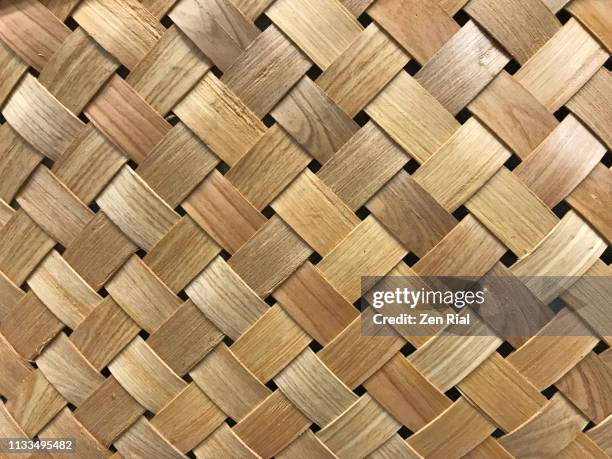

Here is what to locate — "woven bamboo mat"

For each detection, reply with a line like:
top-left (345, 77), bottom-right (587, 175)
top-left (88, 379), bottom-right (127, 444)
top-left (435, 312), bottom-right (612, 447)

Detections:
top-left (0, 0), bottom-right (610, 457)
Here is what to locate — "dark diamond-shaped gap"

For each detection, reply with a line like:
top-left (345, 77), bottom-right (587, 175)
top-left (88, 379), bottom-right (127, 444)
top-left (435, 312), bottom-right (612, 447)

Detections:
top-left (223, 335), bottom-right (234, 347)
top-left (127, 159), bottom-right (138, 170)
top-left (403, 60), bottom-right (422, 76)
top-left (308, 251), bottom-right (323, 265)
top-left (264, 295), bottom-right (276, 306)
top-left (143, 410), bottom-right (155, 420)
top-left (503, 59), bottom-right (521, 75)
top-left (500, 250), bottom-right (518, 268)
top-left (583, 420), bottom-right (596, 432)
top-left (116, 65), bottom-right (130, 79)
top-left (186, 451), bottom-right (197, 459)
top-left (491, 428), bottom-right (505, 438)
top-left (403, 252), bottom-right (420, 267)
top-left (19, 281), bottom-right (30, 293)
top-left (135, 248), bottom-right (147, 259)
top-left (0, 113), bottom-right (5, 124)
top-left (400, 341), bottom-right (416, 356)
top-left (9, 198), bottom-right (20, 211)
top-left (602, 151), bottom-right (612, 167)
top-left (357, 11), bottom-right (373, 27)
top-left (54, 243), bottom-right (66, 255)
top-left (225, 417), bottom-right (237, 427)
top-left (28, 67), bottom-right (40, 78)
top-left (41, 156), bottom-right (55, 169)
top-left (496, 341), bottom-right (515, 357)
top-left (306, 64), bottom-right (323, 80)
top-left (454, 107), bottom-right (471, 124)
top-left (355, 206), bottom-right (370, 220)
top-left (262, 113), bottom-right (275, 127)
top-left (541, 384), bottom-right (558, 399)
top-left (445, 386), bottom-right (461, 401)
top-left (160, 15), bottom-right (174, 28)
top-left (89, 201), bottom-right (100, 213)
top-left (353, 110), bottom-right (370, 127)
top-left (219, 249), bottom-right (232, 261)
top-left (308, 339), bottom-right (323, 353)
top-left (98, 287), bottom-right (109, 298)
top-left (353, 385), bottom-right (367, 396)
top-left (593, 340), bottom-right (609, 354)
top-left (553, 106), bottom-right (570, 122)
top-left (600, 246), bottom-right (612, 264)
top-left (552, 200), bottom-right (571, 218)
top-left (403, 159), bottom-right (420, 174)
top-left (101, 367), bottom-right (111, 377)
top-left (262, 205), bottom-right (276, 219)
top-left (265, 379), bottom-right (278, 391)
top-left (109, 445), bottom-right (118, 453)
top-left (182, 373), bottom-right (193, 383)
top-left (605, 56), bottom-right (612, 71)
top-left (165, 112), bottom-right (179, 126)
top-left (64, 16), bottom-right (79, 31)
top-left (548, 298), bottom-right (566, 314)
top-left (77, 112), bottom-right (90, 124)
top-left (352, 298), bottom-right (363, 311)
top-left (452, 205), bottom-right (469, 221)
top-left (309, 423), bottom-right (321, 433)
top-left (307, 158), bottom-right (322, 173)
top-left (139, 329), bottom-right (150, 340)
top-left (504, 153), bottom-right (522, 171)
top-left (210, 65), bottom-right (223, 78)
top-left (62, 325), bottom-right (73, 336)
top-left (175, 205), bottom-right (186, 216)
top-left (215, 160), bottom-right (230, 175)
top-left (555, 8), bottom-right (571, 25)
top-left (254, 13), bottom-right (272, 31)
top-left (67, 402), bottom-right (77, 412)
top-left (398, 426), bottom-right (413, 439)
top-left (177, 290), bottom-right (189, 302)
top-left (453, 9), bottom-right (470, 26)
top-left (0, 395), bottom-right (6, 403)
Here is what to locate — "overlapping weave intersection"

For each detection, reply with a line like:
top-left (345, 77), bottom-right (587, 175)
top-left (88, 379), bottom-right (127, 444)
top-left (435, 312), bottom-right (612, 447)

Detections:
top-left (0, 0), bottom-right (611, 457)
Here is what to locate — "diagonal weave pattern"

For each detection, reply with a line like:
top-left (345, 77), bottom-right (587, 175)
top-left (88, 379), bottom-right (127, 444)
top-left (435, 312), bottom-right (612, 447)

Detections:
top-left (0, 0), bottom-right (611, 457)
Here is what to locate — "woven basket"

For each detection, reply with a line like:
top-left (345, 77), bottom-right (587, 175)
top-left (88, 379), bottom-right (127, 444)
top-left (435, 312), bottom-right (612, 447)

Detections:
top-left (0, 0), bottom-right (610, 457)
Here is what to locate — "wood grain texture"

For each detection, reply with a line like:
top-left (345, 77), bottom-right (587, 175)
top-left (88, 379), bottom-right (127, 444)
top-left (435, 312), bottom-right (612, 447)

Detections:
top-left (0, 1), bottom-right (609, 456)
top-left (267, 0), bottom-right (362, 69)
top-left (469, 70), bottom-right (558, 159)
top-left (464, 0), bottom-right (560, 63)
top-left (2, 74), bottom-right (83, 161)
top-left (73, 0), bottom-right (163, 70)
top-left (128, 25), bottom-right (211, 115)
top-left (38, 27), bottom-right (118, 114)
top-left (272, 76), bottom-right (359, 164)
top-left (174, 71), bottom-right (265, 166)
top-left (317, 23), bottom-right (409, 117)
top-left (413, 118), bottom-right (511, 211)
top-left (415, 20), bottom-right (509, 115)
top-left (222, 25), bottom-right (312, 117)
top-left (169, 0), bottom-right (259, 71)
top-left (515, 18), bottom-right (607, 111)
top-left (273, 170), bottom-right (359, 255)
top-left (366, 71), bottom-right (460, 163)
top-left (368, 0), bottom-right (458, 63)
top-left (0, 0), bottom-right (70, 70)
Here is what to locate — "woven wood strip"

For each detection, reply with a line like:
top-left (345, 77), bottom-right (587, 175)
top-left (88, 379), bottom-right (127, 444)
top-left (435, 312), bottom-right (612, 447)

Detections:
top-left (0, 0), bottom-right (611, 458)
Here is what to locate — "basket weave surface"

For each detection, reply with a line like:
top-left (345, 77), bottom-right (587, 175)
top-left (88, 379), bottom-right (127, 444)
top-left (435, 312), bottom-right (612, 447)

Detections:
top-left (0, 0), bottom-right (611, 457)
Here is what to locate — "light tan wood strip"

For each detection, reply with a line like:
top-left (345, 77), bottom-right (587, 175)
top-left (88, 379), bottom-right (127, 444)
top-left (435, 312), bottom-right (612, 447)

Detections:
top-left (267, 0), bottom-right (362, 69)
top-left (366, 72), bottom-right (460, 163)
top-left (515, 18), bottom-right (607, 111)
